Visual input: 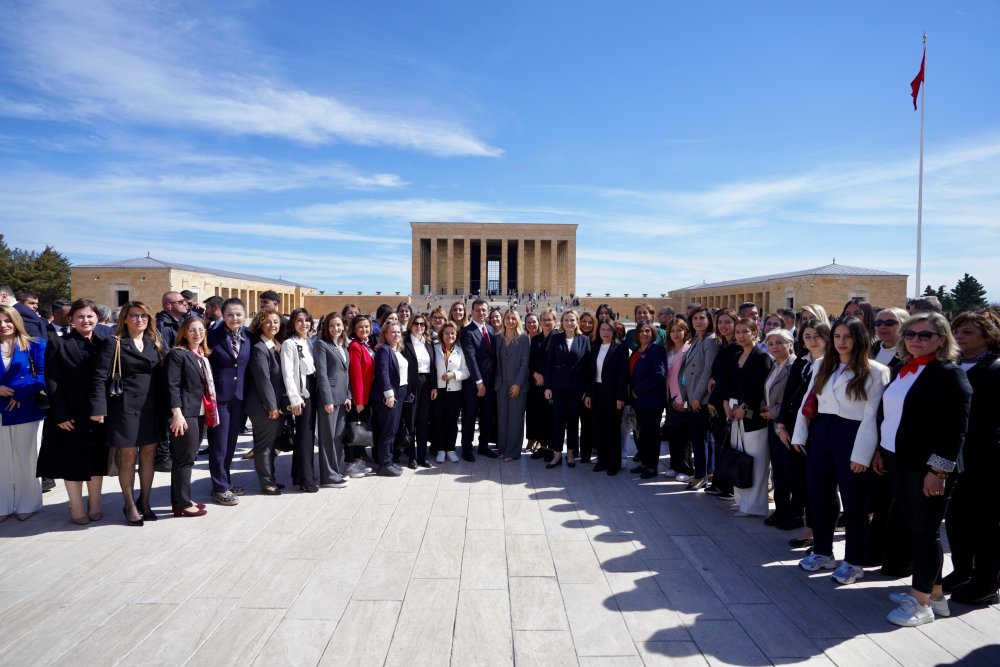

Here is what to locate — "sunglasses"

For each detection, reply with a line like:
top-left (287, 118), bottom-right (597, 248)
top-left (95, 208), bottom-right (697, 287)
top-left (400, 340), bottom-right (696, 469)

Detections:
top-left (902, 330), bottom-right (940, 341)
top-left (873, 319), bottom-right (898, 327)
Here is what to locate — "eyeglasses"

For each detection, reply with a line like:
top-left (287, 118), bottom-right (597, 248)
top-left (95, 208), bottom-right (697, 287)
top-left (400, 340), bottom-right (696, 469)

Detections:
top-left (412, 322), bottom-right (427, 328)
top-left (903, 330), bottom-right (940, 341)
top-left (874, 319), bottom-right (898, 327)
top-left (127, 313), bottom-right (150, 320)
top-left (167, 299), bottom-right (186, 306)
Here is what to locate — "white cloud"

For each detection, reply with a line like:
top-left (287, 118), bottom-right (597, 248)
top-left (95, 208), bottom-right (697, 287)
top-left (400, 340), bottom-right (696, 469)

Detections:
top-left (0, 2), bottom-right (502, 157)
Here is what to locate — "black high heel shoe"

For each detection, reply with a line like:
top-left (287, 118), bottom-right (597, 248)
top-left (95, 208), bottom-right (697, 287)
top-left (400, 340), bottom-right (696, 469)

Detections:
top-left (123, 507), bottom-right (144, 527)
top-left (135, 498), bottom-right (158, 521)
top-left (545, 454), bottom-right (562, 470)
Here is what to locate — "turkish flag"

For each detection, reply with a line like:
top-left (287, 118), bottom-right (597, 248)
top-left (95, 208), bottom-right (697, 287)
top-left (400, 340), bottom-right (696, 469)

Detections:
top-left (911, 51), bottom-right (925, 110)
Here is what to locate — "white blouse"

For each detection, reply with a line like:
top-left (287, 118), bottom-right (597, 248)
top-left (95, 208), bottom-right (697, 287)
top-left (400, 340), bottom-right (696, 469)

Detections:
top-left (410, 334), bottom-right (431, 373)
top-left (281, 336), bottom-right (315, 407)
top-left (878, 364), bottom-right (926, 453)
top-left (595, 343), bottom-right (610, 383)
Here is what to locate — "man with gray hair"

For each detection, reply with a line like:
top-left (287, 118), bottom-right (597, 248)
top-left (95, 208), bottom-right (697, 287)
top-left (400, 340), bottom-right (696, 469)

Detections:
top-left (907, 296), bottom-right (943, 315)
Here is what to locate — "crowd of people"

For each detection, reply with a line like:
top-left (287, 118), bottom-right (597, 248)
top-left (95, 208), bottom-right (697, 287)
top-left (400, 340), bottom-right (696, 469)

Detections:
top-left (1, 282), bottom-right (998, 628)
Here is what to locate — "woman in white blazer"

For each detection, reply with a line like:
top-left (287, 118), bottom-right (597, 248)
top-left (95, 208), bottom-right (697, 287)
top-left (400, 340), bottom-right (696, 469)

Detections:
top-left (792, 316), bottom-right (890, 585)
top-left (432, 321), bottom-right (469, 463)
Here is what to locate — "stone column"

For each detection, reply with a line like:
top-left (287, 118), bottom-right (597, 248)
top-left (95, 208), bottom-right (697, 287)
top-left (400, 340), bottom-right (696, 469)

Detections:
top-left (533, 239), bottom-right (541, 294)
top-left (516, 239), bottom-right (525, 297)
top-left (480, 238), bottom-right (488, 296)
top-left (567, 236), bottom-right (576, 297)
top-left (429, 237), bottom-right (438, 296)
top-left (500, 240), bottom-right (508, 297)
top-left (463, 238), bottom-right (471, 296)
top-left (549, 240), bottom-right (557, 297)
top-left (446, 238), bottom-right (454, 296)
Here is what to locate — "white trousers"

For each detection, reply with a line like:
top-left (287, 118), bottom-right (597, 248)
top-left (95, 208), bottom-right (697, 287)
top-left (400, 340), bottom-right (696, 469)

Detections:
top-left (731, 422), bottom-right (770, 516)
top-left (0, 420), bottom-right (43, 516)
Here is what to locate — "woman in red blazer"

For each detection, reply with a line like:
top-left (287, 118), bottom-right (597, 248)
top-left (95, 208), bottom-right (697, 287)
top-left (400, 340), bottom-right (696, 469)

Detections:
top-left (346, 315), bottom-right (375, 476)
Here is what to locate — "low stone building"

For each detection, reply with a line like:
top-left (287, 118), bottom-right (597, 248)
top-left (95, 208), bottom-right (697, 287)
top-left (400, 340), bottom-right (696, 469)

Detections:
top-left (71, 256), bottom-right (317, 314)
top-left (668, 263), bottom-right (908, 316)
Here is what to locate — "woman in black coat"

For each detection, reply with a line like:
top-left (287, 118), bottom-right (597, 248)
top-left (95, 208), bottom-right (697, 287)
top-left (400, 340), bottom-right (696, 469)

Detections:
top-left (37, 299), bottom-right (108, 524)
top-left (90, 301), bottom-right (165, 526)
top-left (164, 317), bottom-right (212, 517)
top-left (628, 322), bottom-right (667, 479)
top-left (943, 311), bottom-right (1000, 606)
top-left (584, 320), bottom-right (628, 475)
top-left (245, 308), bottom-right (285, 495)
top-left (543, 309), bottom-right (591, 468)
top-left (704, 308), bottom-right (740, 499)
top-left (527, 308), bottom-right (556, 458)
top-left (876, 312), bottom-right (973, 627)
top-left (400, 314), bottom-right (435, 468)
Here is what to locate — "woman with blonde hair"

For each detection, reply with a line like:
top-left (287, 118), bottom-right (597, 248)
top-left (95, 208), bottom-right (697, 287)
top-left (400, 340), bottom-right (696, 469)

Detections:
top-left (544, 309), bottom-right (591, 468)
top-left (495, 309), bottom-right (531, 461)
top-left (372, 322), bottom-right (408, 476)
top-left (90, 301), bottom-right (165, 525)
top-left (0, 305), bottom-right (47, 521)
top-left (449, 301), bottom-right (468, 328)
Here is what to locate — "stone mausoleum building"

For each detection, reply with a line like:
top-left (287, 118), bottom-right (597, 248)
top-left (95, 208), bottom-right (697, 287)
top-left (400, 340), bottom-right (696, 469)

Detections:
top-left (411, 222), bottom-right (577, 297)
top-left (71, 256), bottom-right (317, 313)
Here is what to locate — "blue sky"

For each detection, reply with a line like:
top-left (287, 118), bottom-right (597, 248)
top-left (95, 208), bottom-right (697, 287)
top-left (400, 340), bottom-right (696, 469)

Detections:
top-left (2, 1), bottom-right (998, 299)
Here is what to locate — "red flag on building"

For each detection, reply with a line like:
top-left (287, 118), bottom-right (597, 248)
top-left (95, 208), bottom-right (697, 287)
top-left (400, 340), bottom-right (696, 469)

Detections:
top-left (911, 51), bottom-right (925, 110)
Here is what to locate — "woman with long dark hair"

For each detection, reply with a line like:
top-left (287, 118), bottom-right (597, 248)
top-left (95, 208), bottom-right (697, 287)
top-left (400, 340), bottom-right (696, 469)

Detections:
top-left (876, 313), bottom-right (972, 626)
top-left (432, 320), bottom-right (468, 463)
top-left (704, 308), bottom-right (739, 500)
top-left (245, 307), bottom-right (286, 494)
top-left (628, 322), bottom-right (667, 480)
top-left (843, 299), bottom-right (876, 339)
top-left (664, 319), bottom-right (693, 481)
top-left (314, 313), bottom-right (352, 486)
top-left (584, 319), bottom-right (628, 475)
top-left (346, 315), bottom-right (375, 477)
top-left (678, 306), bottom-right (717, 490)
top-left (400, 313), bottom-right (434, 468)
top-left (527, 308), bottom-right (556, 458)
top-left (792, 316), bottom-right (889, 585)
top-left (37, 299), bottom-right (107, 524)
top-left (577, 311), bottom-right (598, 463)
top-left (90, 301), bottom-right (165, 525)
top-left (282, 308), bottom-right (317, 492)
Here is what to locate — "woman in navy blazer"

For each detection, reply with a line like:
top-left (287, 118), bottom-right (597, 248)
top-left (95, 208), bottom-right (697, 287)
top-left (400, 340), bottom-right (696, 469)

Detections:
top-left (0, 305), bottom-right (47, 521)
top-left (584, 319), bottom-right (629, 475)
top-left (206, 297), bottom-right (252, 506)
top-left (164, 317), bottom-right (212, 517)
top-left (90, 301), bottom-right (165, 525)
top-left (628, 322), bottom-right (667, 479)
top-left (372, 322), bottom-right (408, 476)
top-left (245, 308), bottom-right (286, 494)
top-left (543, 309), bottom-right (591, 468)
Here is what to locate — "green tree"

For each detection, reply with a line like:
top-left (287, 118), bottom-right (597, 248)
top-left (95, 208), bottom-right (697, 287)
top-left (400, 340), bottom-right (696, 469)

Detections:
top-left (950, 273), bottom-right (988, 312)
top-left (0, 236), bottom-right (72, 305)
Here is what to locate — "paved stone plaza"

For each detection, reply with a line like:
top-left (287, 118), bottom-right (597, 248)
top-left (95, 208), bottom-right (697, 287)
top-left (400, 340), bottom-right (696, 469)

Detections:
top-left (1, 435), bottom-right (998, 666)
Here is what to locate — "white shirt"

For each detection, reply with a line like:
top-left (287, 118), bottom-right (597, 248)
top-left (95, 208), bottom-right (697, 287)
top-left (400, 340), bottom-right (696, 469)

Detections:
top-left (595, 343), bottom-right (610, 383)
top-left (565, 336), bottom-right (574, 351)
top-left (879, 364), bottom-right (926, 453)
top-left (281, 336), bottom-right (315, 407)
top-left (875, 344), bottom-right (898, 367)
top-left (959, 361), bottom-right (976, 371)
top-left (410, 334), bottom-right (431, 373)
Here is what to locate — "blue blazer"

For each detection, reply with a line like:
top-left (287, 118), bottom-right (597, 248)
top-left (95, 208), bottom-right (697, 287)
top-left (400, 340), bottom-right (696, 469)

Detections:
top-left (543, 332), bottom-right (591, 392)
top-left (1, 338), bottom-right (47, 424)
top-left (629, 344), bottom-right (667, 409)
top-left (207, 325), bottom-right (252, 402)
top-left (461, 321), bottom-right (496, 385)
top-left (373, 345), bottom-right (411, 402)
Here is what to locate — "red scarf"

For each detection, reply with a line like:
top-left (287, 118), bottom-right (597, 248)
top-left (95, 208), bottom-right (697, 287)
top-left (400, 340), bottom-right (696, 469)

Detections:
top-left (899, 353), bottom-right (935, 378)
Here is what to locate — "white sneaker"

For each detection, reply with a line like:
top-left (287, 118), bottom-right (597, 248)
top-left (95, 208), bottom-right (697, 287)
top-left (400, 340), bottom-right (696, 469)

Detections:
top-left (446, 451), bottom-right (460, 463)
top-left (831, 561), bottom-right (864, 585)
top-left (886, 594), bottom-right (934, 627)
top-left (888, 592), bottom-right (950, 617)
top-left (436, 451), bottom-right (446, 464)
top-left (799, 553), bottom-right (837, 572)
top-left (675, 473), bottom-right (693, 483)
top-left (664, 469), bottom-right (678, 478)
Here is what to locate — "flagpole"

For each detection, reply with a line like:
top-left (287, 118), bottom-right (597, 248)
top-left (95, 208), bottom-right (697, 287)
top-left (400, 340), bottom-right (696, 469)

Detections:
top-left (915, 33), bottom-right (926, 298)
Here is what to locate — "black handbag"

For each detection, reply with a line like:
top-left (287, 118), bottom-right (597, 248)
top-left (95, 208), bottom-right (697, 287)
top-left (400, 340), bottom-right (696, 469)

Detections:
top-left (27, 348), bottom-right (49, 412)
top-left (714, 421), bottom-right (754, 489)
top-left (275, 414), bottom-right (295, 453)
top-left (108, 336), bottom-right (124, 398)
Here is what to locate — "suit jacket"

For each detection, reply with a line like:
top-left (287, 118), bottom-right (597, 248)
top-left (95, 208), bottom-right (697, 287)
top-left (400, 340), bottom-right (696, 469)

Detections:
top-left (870, 340), bottom-right (902, 371)
top-left (45, 329), bottom-right (106, 424)
top-left (245, 338), bottom-right (283, 417)
top-left (348, 339), bottom-right (376, 407)
top-left (876, 360), bottom-right (973, 473)
top-left (763, 354), bottom-right (795, 418)
top-left (13, 302), bottom-right (47, 340)
top-left (494, 334), bottom-right (531, 393)
top-left (679, 333), bottom-right (719, 405)
top-left (0, 337), bottom-right (46, 425)
top-left (629, 343), bottom-right (667, 410)
top-left (777, 354), bottom-right (815, 432)
top-left (544, 332), bottom-right (591, 393)
top-left (402, 334), bottom-right (436, 389)
top-left (206, 324), bottom-right (251, 403)
top-left (164, 348), bottom-right (207, 418)
top-left (586, 341), bottom-right (629, 408)
top-left (461, 320), bottom-right (496, 386)
top-left (373, 345), bottom-right (409, 401)
top-left (90, 334), bottom-right (164, 442)
top-left (732, 346), bottom-right (774, 433)
top-left (960, 353), bottom-right (1000, 474)
top-left (314, 339), bottom-right (353, 407)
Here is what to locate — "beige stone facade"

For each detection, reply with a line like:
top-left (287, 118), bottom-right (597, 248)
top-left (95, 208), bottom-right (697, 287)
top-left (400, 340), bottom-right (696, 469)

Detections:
top-left (667, 264), bottom-right (908, 317)
top-left (71, 257), bottom-right (316, 314)
top-left (411, 222), bottom-right (577, 297)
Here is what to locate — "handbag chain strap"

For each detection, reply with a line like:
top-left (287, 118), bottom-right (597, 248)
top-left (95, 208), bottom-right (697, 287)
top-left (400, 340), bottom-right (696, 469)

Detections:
top-left (111, 336), bottom-right (123, 379)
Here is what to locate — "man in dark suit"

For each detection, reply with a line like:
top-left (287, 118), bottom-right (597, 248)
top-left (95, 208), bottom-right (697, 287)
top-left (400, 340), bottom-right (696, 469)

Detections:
top-left (13, 290), bottom-right (47, 340)
top-left (461, 299), bottom-right (499, 461)
top-left (46, 300), bottom-right (73, 338)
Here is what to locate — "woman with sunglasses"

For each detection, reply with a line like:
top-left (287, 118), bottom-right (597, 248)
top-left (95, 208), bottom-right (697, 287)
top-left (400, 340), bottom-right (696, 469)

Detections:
top-left (400, 314), bottom-right (435, 468)
top-left (282, 308), bottom-right (318, 492)
top-left (429, 307), bottom-right (448, 343)
top-left (944, 311), bottom-right (1000, 607)
top-left (875, 313), bottom-right (972, 626)
top-left (792, 316), bottom-right (890, 585)
top-left (870, 308), bottom-right (907, 371)
top-left (90, 301), bottom-right (165, 525)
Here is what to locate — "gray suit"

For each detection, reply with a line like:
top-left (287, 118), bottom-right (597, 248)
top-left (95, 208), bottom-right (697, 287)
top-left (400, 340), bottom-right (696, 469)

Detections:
top-left (314, 339), bottom-right (353, 483)
top-left (679, 333), bottom-right (719, 405)
top-left (494, 334), bottom-right (531, 458)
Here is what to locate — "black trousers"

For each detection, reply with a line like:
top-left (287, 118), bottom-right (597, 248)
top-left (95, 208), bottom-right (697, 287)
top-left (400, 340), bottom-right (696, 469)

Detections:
top-left (249, 412), bottom-right (282, 488)
top-left (551, 388), bottom-right (581, 455)
top-left (403, 374), bottom-right (432, 462)
top-left (883, 448), bottom-right (953, 594)
top-left (432, 390), bottom-right (462, 453)
top-left (665, 409), bottom-right (693, 475)
top-left (689, 409), bottom-right (710, 479)
top-left (767, 423), bottom-right (802, 520)
top-left (292, 396), bottom-right (316, 487)
top-left (578, 402), bottom-right (595, 461)
top-left (708, 412), bottom-right (733, 493)
top-left (461, 381), bottom-right (495, 455)
top-left (591, 388), bottom-right (622, 472)
top-left (526, 384), bottom-right (551, 447)
top-left (169, 416), bottom-right (204, 508)
top-left (634, 406), bottom-right (663, 470)
top-left (868, 468), bottom-right (912, 569)
top-left (373, 395), bottom-right (405, 467)
top-left (946, 470), bottom-right (1000, 588)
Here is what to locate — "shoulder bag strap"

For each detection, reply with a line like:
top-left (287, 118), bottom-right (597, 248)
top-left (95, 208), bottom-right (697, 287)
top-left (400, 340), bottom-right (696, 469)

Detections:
top-left (112, 336), bottom-right (122, 379)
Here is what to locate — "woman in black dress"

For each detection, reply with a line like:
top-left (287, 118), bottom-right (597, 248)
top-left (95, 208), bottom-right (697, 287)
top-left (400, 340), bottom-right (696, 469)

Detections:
top-left (90, 301), bottom-right (165, 526)
top-left (527, 308), bottom-right (556, 458)
top-left (37, 298), bottom-right (109, 524)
